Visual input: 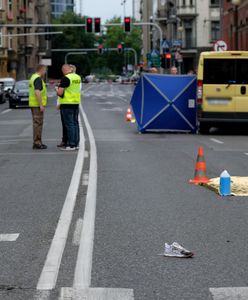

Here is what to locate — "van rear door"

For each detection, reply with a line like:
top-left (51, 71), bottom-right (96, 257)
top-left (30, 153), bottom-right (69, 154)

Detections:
top-left (202, 58), bottom-right (236, 117)
top-left (235, 58), bottom-right (248, 114)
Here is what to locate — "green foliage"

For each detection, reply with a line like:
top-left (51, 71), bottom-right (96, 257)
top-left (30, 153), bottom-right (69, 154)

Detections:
top-left (49, 13), bottom-right (142, 78)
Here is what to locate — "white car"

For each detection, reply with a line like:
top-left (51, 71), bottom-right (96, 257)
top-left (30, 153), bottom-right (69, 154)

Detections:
top-left (0, 77), bottom-right (16, 103)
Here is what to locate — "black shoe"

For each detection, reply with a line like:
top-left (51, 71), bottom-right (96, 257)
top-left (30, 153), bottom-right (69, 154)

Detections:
top-left (33, 144), bottom-right (48, 150)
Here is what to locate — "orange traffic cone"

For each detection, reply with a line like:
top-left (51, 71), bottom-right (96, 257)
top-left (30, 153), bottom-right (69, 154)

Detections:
top-left (126, 108), bottom-right (132, 122)
top-left (189, 147), bottom-right (209, 184)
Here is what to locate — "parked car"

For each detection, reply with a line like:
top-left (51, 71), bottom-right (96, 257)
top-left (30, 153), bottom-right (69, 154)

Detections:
top-left (0, 82), bottom-right (5, 104)
top-left (7, 80), bottom-right (29, 108)
top-left (0, 77), bottom-right (15, 103)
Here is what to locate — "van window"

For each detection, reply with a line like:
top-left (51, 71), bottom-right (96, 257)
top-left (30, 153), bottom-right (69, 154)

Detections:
top-left (203, 59), bottom-right (235, 84)
top-left (236, 59), bottom-right (248, 84)
top-left (203, 58), bottom-right (248, 85)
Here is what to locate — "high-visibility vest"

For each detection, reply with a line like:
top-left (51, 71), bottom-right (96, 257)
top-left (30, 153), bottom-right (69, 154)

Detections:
top-left (59, 73), bottom-right (81, 105)
top-left (29, 73), bottom-right (47, 107)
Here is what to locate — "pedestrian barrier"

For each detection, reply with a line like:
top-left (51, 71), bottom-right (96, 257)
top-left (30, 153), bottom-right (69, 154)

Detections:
top-left (130, 74), bottom-right (197, 133)
top-left (189, 147), bottom-right (209, 184)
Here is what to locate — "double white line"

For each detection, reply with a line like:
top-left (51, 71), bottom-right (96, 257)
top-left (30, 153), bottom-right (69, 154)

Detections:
top-left (36, 105), bottom-right (97, 291)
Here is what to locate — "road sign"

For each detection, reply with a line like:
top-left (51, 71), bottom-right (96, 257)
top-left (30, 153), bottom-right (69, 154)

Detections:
top-left (214, 40), bottom-right (227, 52)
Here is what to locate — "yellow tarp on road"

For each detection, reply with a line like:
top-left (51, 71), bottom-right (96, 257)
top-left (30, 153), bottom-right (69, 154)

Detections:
top-left (205, 177), bottom-right (248, 196)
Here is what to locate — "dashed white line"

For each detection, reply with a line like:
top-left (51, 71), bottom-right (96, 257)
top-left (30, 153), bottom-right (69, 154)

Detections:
top-left (0, 233), bottom-right (19, 241)
top-left (82, 172), bottom-right (89, 186)
top-left (84, 150), bottom-right (89, 158)
top-left (1, 109), bottom-right (12, 115)
top-left (210, 138), bottom-right (224, 144)
top-left (36, 115), bottom-right (85, 291)
top-left (209, 287), bottom-right (248, 300)
top-left (72, 218), bottom-right (83, 246)
top-left (73, 105), bottom-right (98, 288)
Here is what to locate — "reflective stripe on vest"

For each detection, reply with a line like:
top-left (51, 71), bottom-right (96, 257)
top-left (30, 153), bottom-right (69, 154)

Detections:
top-left (59, 73), bottom-right (81, 105)
top-left (29, 73), bottom-right (47, 107)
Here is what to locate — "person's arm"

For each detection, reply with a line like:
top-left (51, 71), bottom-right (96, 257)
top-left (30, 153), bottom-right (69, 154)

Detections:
top-left (34, 78), bottom-right (45, 112)
top-left (56, 76), bottom-right (70, 97)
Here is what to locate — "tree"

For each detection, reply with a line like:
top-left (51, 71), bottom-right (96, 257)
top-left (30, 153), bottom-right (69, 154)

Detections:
top-left (49, 12), bottom-right (96, 78)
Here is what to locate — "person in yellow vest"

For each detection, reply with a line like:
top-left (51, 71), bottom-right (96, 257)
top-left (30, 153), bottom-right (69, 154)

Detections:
top-left (29, 64), bottom-right (48, 150)
top-left (55, 64), bottom-right (81, 151)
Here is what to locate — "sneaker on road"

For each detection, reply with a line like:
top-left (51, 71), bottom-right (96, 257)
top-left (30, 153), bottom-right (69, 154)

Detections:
top-left (164, 242), bottom-right (194, 258)
top-left (60, 146), bottom-right (76, 151)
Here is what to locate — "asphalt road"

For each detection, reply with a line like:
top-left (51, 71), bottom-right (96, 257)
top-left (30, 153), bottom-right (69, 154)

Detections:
top-left (0, 82), bottom-right (248, 300)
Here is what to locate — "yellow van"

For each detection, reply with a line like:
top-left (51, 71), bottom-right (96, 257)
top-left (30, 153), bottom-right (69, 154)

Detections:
top-left (197, 51), bottom-right (248, 133)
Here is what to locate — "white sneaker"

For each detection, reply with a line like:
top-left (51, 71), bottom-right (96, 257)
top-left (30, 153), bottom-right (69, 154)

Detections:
top-left (60, 146), bottom-right (76, 151)
top-left (164, 242), bottom-right (194, 258)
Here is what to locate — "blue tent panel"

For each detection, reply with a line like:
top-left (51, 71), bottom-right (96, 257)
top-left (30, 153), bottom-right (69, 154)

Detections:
top-left (130, 74), bottom-right (197, 133)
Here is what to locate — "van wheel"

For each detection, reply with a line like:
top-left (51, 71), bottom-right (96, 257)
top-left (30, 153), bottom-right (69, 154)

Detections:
top-left (199, 123), bottom-right (210, 134)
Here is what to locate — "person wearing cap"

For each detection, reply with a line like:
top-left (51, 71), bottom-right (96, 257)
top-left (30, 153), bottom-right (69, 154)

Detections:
top-left (29, 64), bottom-right (48, 150)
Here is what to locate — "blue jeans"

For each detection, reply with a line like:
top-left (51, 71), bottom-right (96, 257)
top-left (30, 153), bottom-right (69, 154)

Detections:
top-left (61, 106), bottom-right (79, 147)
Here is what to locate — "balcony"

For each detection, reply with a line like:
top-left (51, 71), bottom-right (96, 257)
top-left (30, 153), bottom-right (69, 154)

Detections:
top-left (177, 5), bottom-right (197, 17)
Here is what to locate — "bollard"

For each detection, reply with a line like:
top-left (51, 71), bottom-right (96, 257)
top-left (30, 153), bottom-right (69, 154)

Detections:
top-left (220, 170), bottom-right (231, 196)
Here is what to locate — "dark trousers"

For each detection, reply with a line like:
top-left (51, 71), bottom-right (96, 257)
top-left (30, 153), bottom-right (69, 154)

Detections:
top-left (60, 110), bottom-right (68, 145)
top-left (31, 107), bottom-right (44, 145)
top-left (61, 106), bottom-right (79, 147)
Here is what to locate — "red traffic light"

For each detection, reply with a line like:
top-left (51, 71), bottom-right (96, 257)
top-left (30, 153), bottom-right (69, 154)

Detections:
top-left (94, 17), bottom-right (101, 33)
top-left (86, 18), bottom-right (93, 32)
top-left (117, 44), bottom-right (123, 53)
top-left (166, 53), bottom-right (171, 59)
top-left (124, 17), bottom-right (131, 32)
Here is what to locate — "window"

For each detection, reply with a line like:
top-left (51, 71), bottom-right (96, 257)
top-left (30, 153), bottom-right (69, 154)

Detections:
top-left (211, 21), bottom-right (220, 41)
top-left (7, 0), bottom-right (13, 20)
top-left (0, 0), bottom-right (3, 10)
top-left (210, 0), bottom-right (220, 6)
top-left (204, 59), bottom-right (248, 84)
top-left (190, 0), bottom-right (194, 6)
top-left (182, 0), bottom-right (186, 6)
top-left (0, 30), bottom-right (2, 48)
top-left (8, 31), bottom-right (13, 50)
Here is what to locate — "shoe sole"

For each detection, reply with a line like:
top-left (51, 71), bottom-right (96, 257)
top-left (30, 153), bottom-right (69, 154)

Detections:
top-left (164, 253), bottom-right (194, 258)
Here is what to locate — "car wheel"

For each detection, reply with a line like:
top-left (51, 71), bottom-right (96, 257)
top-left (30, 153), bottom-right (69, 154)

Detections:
top-left (9, 102), bottom-right (15, 109)
top-left (199, 123), bottom-right (210, 134)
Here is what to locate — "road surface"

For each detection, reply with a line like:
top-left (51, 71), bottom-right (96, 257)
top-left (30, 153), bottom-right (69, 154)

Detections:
top-left (0, 82), bottom-right (248, 299)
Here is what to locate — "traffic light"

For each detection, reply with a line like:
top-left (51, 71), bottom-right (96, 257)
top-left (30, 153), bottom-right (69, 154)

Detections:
top-left (139, 64), bottom-right (143, 72)
top-left (166, 53), bottom-right (172, 69)
top-left (86, 18), bottom-right (93, 33)
top-left (98, 45), bottom-right (103, 54)
top-left (160, 54), bottom-right (166, 68)
top-left (94, 18), bottom-right (101, 33)
top-left (117, 44), bottom-right (123, 54)
top-left (124, 17), bottom-right (131, 32)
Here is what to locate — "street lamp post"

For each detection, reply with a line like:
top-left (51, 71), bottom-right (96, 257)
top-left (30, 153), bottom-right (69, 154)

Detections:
top-left (231, 0), bottom-right (240, 50)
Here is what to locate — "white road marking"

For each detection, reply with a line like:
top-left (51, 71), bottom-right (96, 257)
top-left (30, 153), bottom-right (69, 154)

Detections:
top-left (73, 105), bottom-right (97, 288)
top-left (96, 102), bottom-right (113, 105)
top-left (209, 287), bottom-right (248, 300)
top-left (101, 107), bottom-right (123, 112)
top-left (60, 287), bottom-right (134, 300)
top-left (210, 138), bottom-right (224, 144)
top-left (84, 150), bottom-right (89, 158)
top-left (72, 218), bottom-right (83, 246)
top-left (82, 172), bottom-right (89, 186)
top-left (36, 115), bottom-right (85, 291)
top-left (0, 233), bottom-right (19, 241)
top-left (244, 153), bottom-right (248, 156)
top-left (1, 109), bottom-right (12, 115)
top-left (19, 124), bottom-right (33, 137)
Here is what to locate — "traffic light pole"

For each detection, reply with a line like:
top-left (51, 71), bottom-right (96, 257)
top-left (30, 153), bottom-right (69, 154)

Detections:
top-left (52, 48), bottom-right (138, 66)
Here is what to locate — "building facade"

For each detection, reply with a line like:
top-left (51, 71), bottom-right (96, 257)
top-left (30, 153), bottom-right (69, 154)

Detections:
top-left (74, 0), bottom-right (83, 15)
top-left (51, 0), bottom-right (74, 18)
top-left (0, 0), bottom-right (51, 79)
top-left (221, 0), bottom-right (248, 51)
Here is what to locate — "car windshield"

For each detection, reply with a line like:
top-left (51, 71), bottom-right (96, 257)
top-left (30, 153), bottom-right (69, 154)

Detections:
top-left (15, 81), bottom-right (29, 91)
top-left (203, 58), bottom-right (248, 84)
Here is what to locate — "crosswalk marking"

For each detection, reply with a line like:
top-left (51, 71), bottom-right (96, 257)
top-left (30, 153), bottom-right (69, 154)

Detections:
top-left (210, 287), bottom-right (248, 300)
top-left (0, 233), bottom-right (20, 241)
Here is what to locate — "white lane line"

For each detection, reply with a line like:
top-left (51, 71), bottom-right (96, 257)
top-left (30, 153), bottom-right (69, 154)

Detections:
top-left (72, 218), bottom-right (83, 246)
top-left (19, 124), bottom-right (33, 137)
top-left (73, 105), bottom-right (97, 288)
top-left (36, 115), bottom-right (85, 291)
top-left (209, 287), bottom-right (248, 300)
top-left (210, 138), bottom-right (224, 144)
top-left (60, 287), bottom-right (134, 300)
top-left (1, 109), bottom-right (12, 115)
top-left (101, 107), bottom-right (123, 112)
top-left (84, 150), bottom-right (89, 158)
top-left (0, 233), bottom-right (19, 241)
top-left (82, 172), bottom-right (89, 186)
top-left (96, 102), bottom-right (113, 105)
